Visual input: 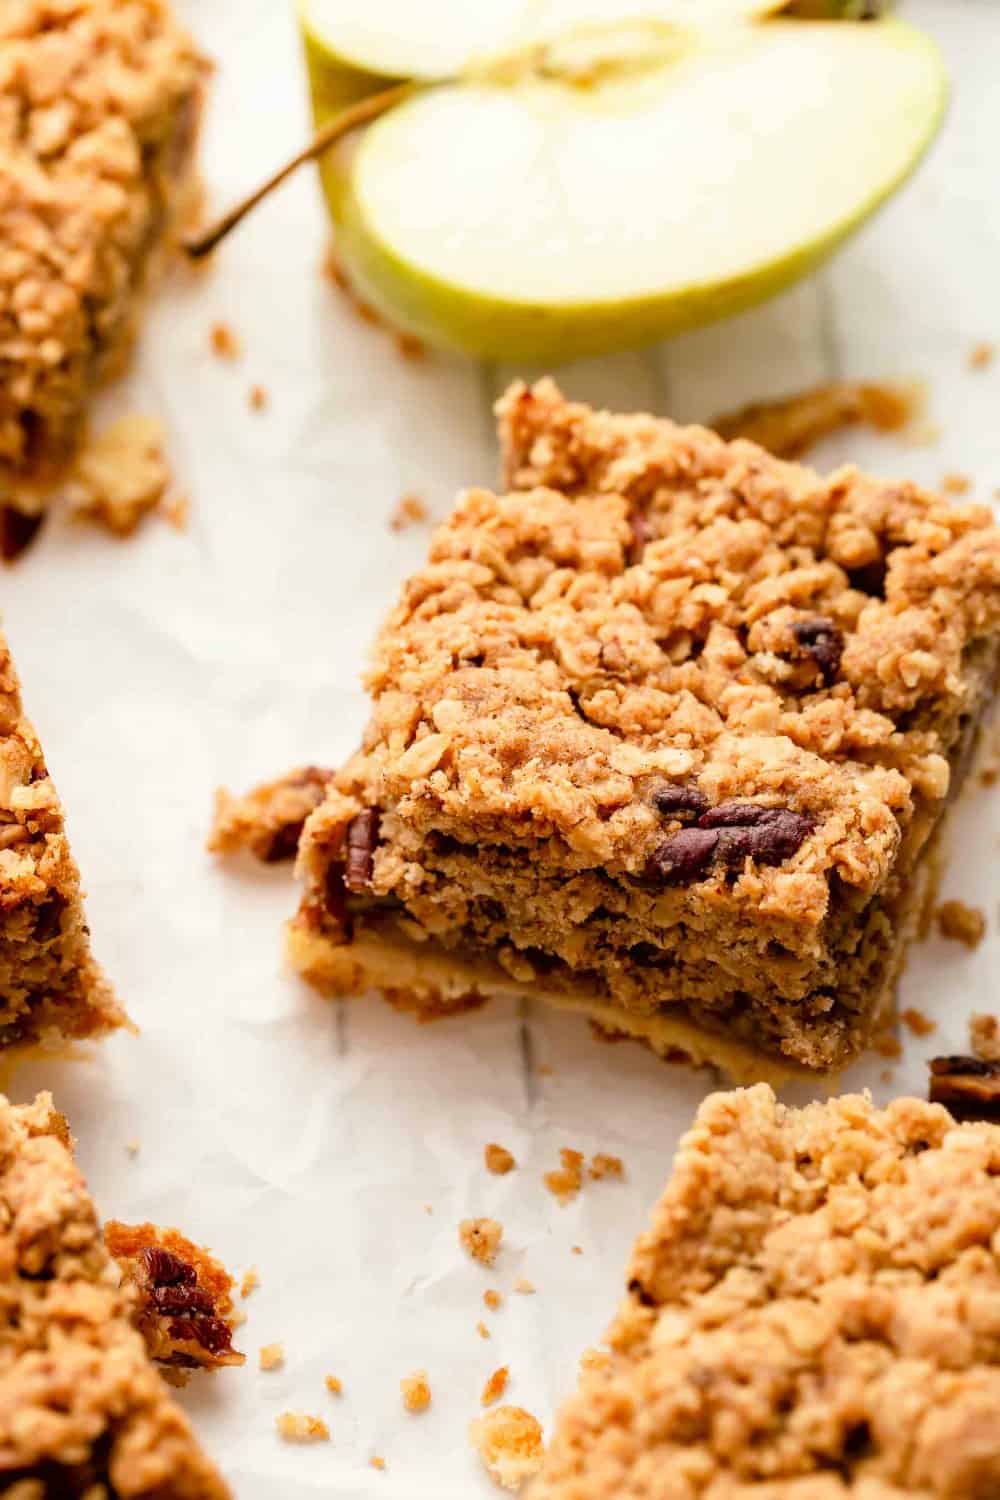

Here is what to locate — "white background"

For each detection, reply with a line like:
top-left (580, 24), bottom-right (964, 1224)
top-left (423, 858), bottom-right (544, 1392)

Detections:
top-left (5, 2), bottom-right (1000, 1495)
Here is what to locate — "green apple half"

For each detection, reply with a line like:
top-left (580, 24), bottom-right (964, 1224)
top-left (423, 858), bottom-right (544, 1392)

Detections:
top-left (300, 0), bottom-right (946, 363)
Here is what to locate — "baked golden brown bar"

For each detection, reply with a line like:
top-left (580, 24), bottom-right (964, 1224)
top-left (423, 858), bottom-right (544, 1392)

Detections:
top-left (0, 0), bottom-right (204, 557)
top-left (106, 1221), bottom-right (245, 1380)
top-left (531, 1085), bottom-right (1000, 1499)
top-left (0, 1092), bottom-right (230, 1498)
top-left (289, 379), bottom-right (1000, 1081)
top-left (0, 622), bottom-right (122, 1045)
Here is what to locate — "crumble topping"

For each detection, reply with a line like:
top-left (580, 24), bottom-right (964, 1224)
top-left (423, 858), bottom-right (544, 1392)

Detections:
top-left (275, 1411), bottom-right (329, 1443)
top-left (0, 1093), bottom-right (229, 1496)
top-left (712, 379), bottom-right (918, 459)
top-left (461, 1216), bottom-right (503, 1266)
top-left (470, 1405), bottom-right (545, 1491)
top-left (513, 1278), bottom-right (535, 1295)
top-left (209, 321), bottom-right (241, 360)
top-left (259, 1342), bottom-right (284, 1371)
top-left (536, 1085), bottom-right (1000, 1498)
top-left (484, 1142), bottom-right (515, 1174)
top-left (900, 1005), bottom-right (936, 1036)
top-left (390, 493), bottom-right (430, 532)
top-left (936, 898), bottom-right (986, 947)
top-left (67, 412), bottom-right (170, 536)
top-left (325, 1373), bottom-right (343, 1395)
top-left (105, 1220), bottom-right (244, 1378)
top-left (401, 1370), bottom-right (431, 1412)
top-left (484, 1289), bottom-right (503, 1310)
top-left (477, 1321), bottom-right (491, 1339)
top-left (941, 470), bottom-right (972, 496)
top-left (248, 382), bottom-right (268, 411)
top-left (209, 765), bottom-right (331, 863)
top-left (969, 342), bottom-right (995, 370)
top-left (588, 1152), bottom-right (624, 1180)
top-left (543, 1148), bottom-right (584, 1205)
top-left (481, 1366), bottom-right (509, 1407)
top-left (971, 1012), bottom-right (1000, 1062)
top-left (240, 1265), bottom-right (260, 1298)
top-left (0, 0), bottom-right (204, 510)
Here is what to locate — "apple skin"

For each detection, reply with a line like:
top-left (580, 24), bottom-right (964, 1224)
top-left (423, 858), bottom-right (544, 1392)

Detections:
top-left (302, 17), bottom-right (947, 364)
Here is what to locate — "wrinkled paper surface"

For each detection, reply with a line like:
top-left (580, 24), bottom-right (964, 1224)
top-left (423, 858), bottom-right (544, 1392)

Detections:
top-left (5, 2), bottom-right (1000, 1495)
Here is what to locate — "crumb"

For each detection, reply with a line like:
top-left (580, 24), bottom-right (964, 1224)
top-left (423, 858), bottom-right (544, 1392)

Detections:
top-left (543, 1148), bottom-right (584, 1204)
top-left (470, 1405), bottom-right (545, 1491)
top-left (712, 379), bottom-right (920, 459)
top-left (401, 1370), bottom-right (431, 1413)
top-left (460, 1217), bottom-right (503, 1267)
top-left (160, 491), bottom-right (190, 531)
top-left (969, 342), bottom-right (995, 370)
top-left (879, 1069), bottom-right (895, 1085)
top-left (276, 1411), bottom-right (329, 1443)
top-left (513, 1278), bottom-right (535, 1295)
top-left (481, 1366), bottom-right (509, 1407)
top-left (396, 332), bottom-right (426, 361)
top-left (579, 1347), bottom-right (611, 1374)
top-left (125, 1139), bottom-right (140, 1156)
top-left (873, 1028), bottom-right (902, 1059)
top-left (970, 1013), bottom-right (1000, 1063)
top-left (477, 1321), bottom-right (491, 1340)
top-left (248, 383), bottom-right (268, 412)
top-left (240, 1266), bottom-right (259, 1299)
top-left (941, 471), bottom-right (972, 496)
top-left (936, 899), bottom-right (987, 949)
top-left (259, 1342), bottom-right (284, 1372)
top-left (588, 1153), bottom-right (624, 1181)
top-left (484, 1289), bottom-right (503, 1311)
top-left (900, 1007), bottom-right (936, 1038)
top-left (208, 766), bottom-right (331, 863)
top-left (424, 1204), bottom-right (433, 1214)
top-left (370, 1456), bottom-right (386, 1471)
top-left (325, 1374), bottom-right (343, 1396)
top-left (68, 415), bottom-right (171, 537)
top-left (210, 321), bottom-right (242, 360)
top-left (571, 1245), bottom-right (583, 1256)
top-left (389, 493), bottom-right (430, 532)
top-left (484, 1143), bottom-right (516, 1176)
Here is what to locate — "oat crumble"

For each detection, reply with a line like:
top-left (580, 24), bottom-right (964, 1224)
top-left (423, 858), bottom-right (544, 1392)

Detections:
top-left (484, 1289), bottom-right (503, 1310)
top-left (401, 1369), bottom-right (431, 1412)
top-left (900, 1005), bottom-right (936, 1037)
top-left (67, 413), bottom-right (170, 536)
top-left (259, 1342), bottom-right (284, 1371)
top-left (470, 1405), bottom-right (545, 1491)
top-left (544, 1148), bottom-right (584, 1204)
top-left (588, 1153), bottom-right (624, 1180)
top-left (325, 1373), bottom-right (343, 1395)
top-left (970, 1012), bottom-right (1000, 1062)
top-left (461, 1216), bottom-right (503, 1266)
top-left (209, 765), bottom-right (331, 864)
top-left (481, 1365), bottom-right (509, 1407)
top-left (276, 1411), bottom-right (329, 1443)
top-left (390, 493), bottom-right (430, 532)
top-left (209, 321), bottom-right (241, 360)
top-left (936, 898), bottom-right (986, 948)
top-left (713, 379), bottom-right (919, 459)
top-left (484, 1141), bottom-right (516, 1175)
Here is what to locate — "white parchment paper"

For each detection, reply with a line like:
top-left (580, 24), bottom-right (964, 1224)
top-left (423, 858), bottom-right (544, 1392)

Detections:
top-left (4, 2), bottom-right (1000, 1495)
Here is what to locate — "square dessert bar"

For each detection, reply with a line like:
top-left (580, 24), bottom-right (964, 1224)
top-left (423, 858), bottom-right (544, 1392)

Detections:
top-left (0, 623), bottom-right (122, 1045)
top-left (0, 0), bottom-right (204, 555)
top-left (0, 1092), bottom-right (229, 1498)
top-left (531, 1085), bottom-right (1000, 1499)
top-left (289, 378), bottom-right (1000, 1080)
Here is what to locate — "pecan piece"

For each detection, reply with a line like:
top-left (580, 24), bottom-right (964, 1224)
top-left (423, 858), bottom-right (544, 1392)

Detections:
top-left (168, 1314), bottom-right (236, 1357)
top-left (650, 783), bottom-right (709, 819)
top-left (928, 1056), bottom-right (1000, 1120)
top-left (0, 506), bottom-right (44, 563)
top-left (152, 1283), bottom-right (217, 1316)
top-left (142, 1245), bottom-right (197, 1287)
top-left (344, 808), bottom-right (380, 892)
top-left (789, 616), bottom-right (843, 686)
top-left (647, 827), bottom-right (719, 884)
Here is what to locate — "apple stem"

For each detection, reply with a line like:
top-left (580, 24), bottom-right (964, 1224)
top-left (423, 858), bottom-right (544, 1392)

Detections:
top-left (182, 80), bottom-right (418, 259)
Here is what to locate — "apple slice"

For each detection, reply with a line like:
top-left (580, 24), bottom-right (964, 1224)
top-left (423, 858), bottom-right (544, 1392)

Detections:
top-left (297, 5), bottom-right (944, 361)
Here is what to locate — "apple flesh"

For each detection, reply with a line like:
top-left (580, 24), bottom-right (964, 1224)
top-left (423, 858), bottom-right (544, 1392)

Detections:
top-left (300, 2), bottom-right (946, 362)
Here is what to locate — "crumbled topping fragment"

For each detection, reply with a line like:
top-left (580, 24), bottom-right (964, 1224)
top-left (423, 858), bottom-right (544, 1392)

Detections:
top-left (936, 899), bottom-right (986, 948)
top-left (970, 1012), bottom-right (1000, 1063)
top-left (588, 1153), bottom-right (624, 1180)
top-left (712, 379), bottom-right (919, 458)
top-left (470, 1405), bottom-right (545, 1491)
top-left (240, 1266), bottom-right (260, 1298)
top-left (900, 1006), bottom-right (936, 1037)
top-left (482, 1366), bottom-right (509, 1407)
top-left (543, 1149), bottom-right (584, 1204)
top-left (513, 1278), bottom-right (535, 1295)
top-left (248, 384), bottom-right (268, 411)
top-left (390, 493), bottom-right (429, 532)
top-left (276, 1411), bottom-right (329, 1443)
top-left (210, 322), bottom-right (241, 360)
top-left (485, 1142), bottom-right (516, 1175)
top-left (969, 342), bottom-right (995, 370)
top-left (259, 1342), bottom-right (284, 1371)
top-left (325, 1374), bottom-right (343, 1395)
top-left (209, 766), bottom-right (331, 863)
top-left (484, 1289), bottom-right (503, 1311)
top-left (461, 1217), bottom-right (503, 1266)
top-left (68, 415), bottom-right (170, 537)
top-left (401, 1370), bottom-right (431, 1412)
top-left (941, 471), bottom-right (972, 496)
